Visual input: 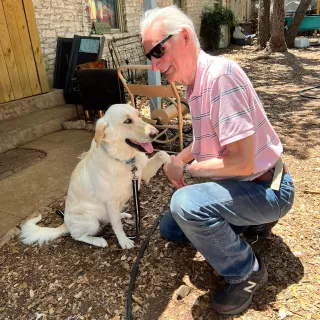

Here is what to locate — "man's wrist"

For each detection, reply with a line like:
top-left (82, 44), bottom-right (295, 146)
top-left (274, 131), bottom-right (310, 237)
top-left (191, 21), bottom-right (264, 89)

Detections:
top-left (183, 164), bottom-right (192, 179)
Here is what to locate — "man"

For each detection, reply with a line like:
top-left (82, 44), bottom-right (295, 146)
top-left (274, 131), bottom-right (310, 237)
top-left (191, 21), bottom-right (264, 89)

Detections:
top-left (140, 5), bottom-right (294, 315)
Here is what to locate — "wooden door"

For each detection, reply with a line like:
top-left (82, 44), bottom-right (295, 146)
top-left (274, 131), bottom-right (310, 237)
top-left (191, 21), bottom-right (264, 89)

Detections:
top-left (0, 0), bottom-right (49, 103)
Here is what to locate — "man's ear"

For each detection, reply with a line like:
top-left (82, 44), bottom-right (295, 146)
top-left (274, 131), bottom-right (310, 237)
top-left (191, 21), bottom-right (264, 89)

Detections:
top-left (181, 28), bottom-right (190, 45)
top-left (94, 118), bottom-right (108, 148)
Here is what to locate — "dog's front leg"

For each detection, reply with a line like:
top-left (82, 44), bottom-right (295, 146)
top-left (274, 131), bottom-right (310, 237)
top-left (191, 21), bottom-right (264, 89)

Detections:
top-left (106, 201), bottom-right (134, 249)
top-left (141, 151), bottom-right (171, 184)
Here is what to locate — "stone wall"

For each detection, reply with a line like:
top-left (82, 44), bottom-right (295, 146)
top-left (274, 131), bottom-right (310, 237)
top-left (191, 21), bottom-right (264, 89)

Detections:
top-left (31, 0), bottom-right (221, 88)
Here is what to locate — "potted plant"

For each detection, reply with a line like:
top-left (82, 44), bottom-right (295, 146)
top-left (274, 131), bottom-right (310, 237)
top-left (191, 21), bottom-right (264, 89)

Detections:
top-left (200, 6), bottom-right (238, 50)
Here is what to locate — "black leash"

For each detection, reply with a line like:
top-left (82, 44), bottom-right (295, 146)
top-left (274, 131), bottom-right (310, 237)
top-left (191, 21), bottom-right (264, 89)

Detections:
top-left (129, 165), bottom-right (141, 240)
top-left (125, 205), bottom-right (169, 320)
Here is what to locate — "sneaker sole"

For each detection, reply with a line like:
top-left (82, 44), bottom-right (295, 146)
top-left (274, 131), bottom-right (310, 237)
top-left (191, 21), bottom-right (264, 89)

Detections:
top-left (211, 271), bottom-right (268, 315)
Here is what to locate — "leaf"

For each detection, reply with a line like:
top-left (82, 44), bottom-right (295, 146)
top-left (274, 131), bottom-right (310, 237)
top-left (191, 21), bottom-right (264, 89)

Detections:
top-left (29, 289), bottom-right (34, 299)
top-left (299, 298), bottom-right (307, 310)
top-left (74, 291), bottom-right (82, 299)
top-left (132, 305), bottom-right (140, 313)
top-left (132, 295), bottom-right (143, 305)
top-left (279, 306), bottom-right (287, 319)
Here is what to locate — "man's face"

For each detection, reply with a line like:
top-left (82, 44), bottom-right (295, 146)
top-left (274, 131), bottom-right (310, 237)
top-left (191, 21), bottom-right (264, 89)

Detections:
top-left (142, 22), bottom-right (186, 83)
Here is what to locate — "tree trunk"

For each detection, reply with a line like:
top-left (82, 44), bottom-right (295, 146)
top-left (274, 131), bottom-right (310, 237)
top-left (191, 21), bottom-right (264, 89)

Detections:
top-left (269, 0), bottom-right (287, 52)
top-left (285, 0), bottom-right (313, 48)
top-left (257, 0), bottom-right (271, 49)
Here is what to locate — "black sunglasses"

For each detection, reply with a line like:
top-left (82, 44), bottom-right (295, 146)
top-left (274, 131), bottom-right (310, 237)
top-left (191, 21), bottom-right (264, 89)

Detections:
top-left (145, 34), bottom-right (173, 60)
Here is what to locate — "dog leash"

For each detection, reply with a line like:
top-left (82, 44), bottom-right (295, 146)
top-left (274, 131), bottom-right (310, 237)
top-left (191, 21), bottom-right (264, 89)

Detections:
top-left (129, 161), bottom-right (141, 240)
top-left (125, 202), bottom-right (172, 320)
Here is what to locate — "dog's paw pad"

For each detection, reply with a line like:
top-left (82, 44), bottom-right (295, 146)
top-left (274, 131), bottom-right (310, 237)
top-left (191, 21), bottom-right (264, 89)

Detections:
top-left (120, 212), bottom-right (132, 219)
top-left (93, 237), bottom-right (108, 248)
top-left (119, 237), bottom-right (134, 249)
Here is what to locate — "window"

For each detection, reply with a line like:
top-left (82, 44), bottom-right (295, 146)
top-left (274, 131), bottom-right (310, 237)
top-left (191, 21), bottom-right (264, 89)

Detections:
top-left (85, 0), bottom-right (124, 32)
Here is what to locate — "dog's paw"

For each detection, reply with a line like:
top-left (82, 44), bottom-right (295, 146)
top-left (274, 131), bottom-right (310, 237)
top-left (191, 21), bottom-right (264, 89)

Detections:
top-left (92, 237), bottom-right (108, 248)
top-left (119, 236), bottom-right (134, 249)
top-left (157, 151), bottom-right (171, 165)
top-left (120, 212), bottom-right (132, 219)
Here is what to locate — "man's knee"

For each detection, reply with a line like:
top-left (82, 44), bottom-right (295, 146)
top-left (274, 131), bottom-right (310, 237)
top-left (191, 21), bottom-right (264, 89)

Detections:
top-left (170, 187), bottom-right (190, 219)
top-left (170, 185), bottom-right (222, 224)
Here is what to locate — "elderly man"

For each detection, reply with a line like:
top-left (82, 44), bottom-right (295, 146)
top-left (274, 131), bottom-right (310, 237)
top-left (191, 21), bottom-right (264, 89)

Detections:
top-left (140, 5), bottom-right (294, 315)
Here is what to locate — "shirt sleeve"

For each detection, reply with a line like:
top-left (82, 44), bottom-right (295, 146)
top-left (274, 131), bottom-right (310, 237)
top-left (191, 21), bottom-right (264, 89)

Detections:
top-left (210, 74), bottom-right (255, 146)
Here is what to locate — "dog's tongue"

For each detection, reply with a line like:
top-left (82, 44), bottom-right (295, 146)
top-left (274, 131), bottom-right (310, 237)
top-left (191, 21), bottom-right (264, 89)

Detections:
top-left (140, 142), bottom-right (154, 153)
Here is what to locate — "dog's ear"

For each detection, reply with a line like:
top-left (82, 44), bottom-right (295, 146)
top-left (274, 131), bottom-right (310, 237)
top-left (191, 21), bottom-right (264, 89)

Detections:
top-left (94, 118), bottom-right (108, 148)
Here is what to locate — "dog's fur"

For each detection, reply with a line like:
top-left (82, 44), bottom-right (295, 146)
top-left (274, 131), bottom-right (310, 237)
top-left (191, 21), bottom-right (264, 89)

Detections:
top-left (20, 104), bottom-right (171, 249)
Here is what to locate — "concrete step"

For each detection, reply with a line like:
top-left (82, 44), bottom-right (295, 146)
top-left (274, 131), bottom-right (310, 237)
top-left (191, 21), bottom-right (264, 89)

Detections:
top-left (0, 104), bottom-right (78, 154)
top-left (0, 89), bottom-right (65, 121)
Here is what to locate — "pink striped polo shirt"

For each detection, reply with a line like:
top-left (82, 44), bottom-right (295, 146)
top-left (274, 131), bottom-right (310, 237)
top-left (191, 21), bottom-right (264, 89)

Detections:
top-left (185, 50), bottom-right (283, 181)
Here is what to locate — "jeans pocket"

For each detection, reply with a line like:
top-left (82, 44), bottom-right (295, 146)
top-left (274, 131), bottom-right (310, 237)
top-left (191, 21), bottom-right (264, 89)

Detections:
top-left (279, 181), bottom-right (295, 218)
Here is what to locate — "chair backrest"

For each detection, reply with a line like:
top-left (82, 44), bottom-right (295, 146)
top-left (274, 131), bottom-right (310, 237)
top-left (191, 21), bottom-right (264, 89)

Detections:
top-left (117, 65), bottom-right (181, 108)
top-left (77, 69), bottom-right (124, 111)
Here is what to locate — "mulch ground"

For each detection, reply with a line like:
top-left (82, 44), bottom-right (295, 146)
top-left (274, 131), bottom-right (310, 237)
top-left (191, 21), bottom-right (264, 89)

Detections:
top-left (0, 41), bottom-right (319, 320)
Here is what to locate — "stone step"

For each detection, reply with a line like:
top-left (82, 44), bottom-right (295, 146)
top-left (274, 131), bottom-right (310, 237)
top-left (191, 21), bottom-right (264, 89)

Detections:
top-left (0, 89), bottom-right (65, 121)
top-left (0, 104), bottom-right (78, 154)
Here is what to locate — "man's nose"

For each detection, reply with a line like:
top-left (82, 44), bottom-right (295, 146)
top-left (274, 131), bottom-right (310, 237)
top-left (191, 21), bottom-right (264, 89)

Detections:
top-left (151, 57), bottom-right (161, 72)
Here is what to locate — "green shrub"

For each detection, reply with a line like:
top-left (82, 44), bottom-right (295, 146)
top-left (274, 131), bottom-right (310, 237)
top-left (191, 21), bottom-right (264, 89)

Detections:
top-left (200, 6), bottom-right (238, 50)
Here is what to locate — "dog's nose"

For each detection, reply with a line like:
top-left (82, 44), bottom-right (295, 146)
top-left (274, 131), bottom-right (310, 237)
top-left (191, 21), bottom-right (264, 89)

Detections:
top-left (149, 128), bottom-right (159, 138)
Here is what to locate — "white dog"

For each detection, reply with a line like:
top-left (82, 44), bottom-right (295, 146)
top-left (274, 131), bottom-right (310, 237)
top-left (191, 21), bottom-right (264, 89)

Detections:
top-left (20, 104), bottom-right (171, 249)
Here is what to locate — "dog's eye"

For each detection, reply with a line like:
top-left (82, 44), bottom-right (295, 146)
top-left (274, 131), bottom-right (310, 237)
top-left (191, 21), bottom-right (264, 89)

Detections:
top-left (124, 118), bottom-right (132, 124)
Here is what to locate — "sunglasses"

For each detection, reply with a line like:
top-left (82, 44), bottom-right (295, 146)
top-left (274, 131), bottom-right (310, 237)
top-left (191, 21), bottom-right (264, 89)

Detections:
top-left (145, 34), bottom-right (173, 60)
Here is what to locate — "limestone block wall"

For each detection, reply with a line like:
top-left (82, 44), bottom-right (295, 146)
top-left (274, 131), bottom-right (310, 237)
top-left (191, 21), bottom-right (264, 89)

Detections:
top-left (123, 0), bottom-right (144, 33)
top-left (157, 0), bottom-right (174, 7)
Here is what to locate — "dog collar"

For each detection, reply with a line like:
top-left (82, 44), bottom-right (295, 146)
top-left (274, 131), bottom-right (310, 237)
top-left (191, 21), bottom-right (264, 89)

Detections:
top-left (100, 143), bottom-right (135, 166)
top-left (125, 157), bottom-right (136, 166)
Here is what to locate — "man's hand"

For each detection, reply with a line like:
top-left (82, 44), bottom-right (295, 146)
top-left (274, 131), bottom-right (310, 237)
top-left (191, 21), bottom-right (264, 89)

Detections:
top-left (164, 155), bottom-right (184, 180)
top-left (163, 155), bottom-right (186, 188)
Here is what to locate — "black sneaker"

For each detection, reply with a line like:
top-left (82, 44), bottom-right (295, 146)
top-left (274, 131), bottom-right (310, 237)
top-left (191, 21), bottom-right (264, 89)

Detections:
top-left (210, 254), bottom-right (268, 315)
top-left (243, 220), bottom-right (279, 239)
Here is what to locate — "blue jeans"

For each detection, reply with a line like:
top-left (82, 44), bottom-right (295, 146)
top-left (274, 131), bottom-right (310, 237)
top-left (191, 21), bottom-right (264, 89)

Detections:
top-left (160, 172), bottom-right (294, 284)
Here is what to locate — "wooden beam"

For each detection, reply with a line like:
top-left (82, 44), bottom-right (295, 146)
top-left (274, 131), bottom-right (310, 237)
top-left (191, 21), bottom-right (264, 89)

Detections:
top-left (22, 0), bottom-right (49, 93)
top-left (317, 0), bottom-right (320, 14)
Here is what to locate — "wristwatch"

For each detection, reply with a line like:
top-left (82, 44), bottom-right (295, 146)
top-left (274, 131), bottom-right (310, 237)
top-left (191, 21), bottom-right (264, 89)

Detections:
top-left (183, 164), bottom-right (192, 179)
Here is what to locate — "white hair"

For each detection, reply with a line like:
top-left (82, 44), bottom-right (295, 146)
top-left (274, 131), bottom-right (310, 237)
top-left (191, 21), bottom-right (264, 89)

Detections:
top-left (140, 5), bottom-right (200, 48)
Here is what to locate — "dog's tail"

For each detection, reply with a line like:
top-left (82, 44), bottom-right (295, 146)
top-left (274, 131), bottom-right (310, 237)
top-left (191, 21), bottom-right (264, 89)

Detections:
top-left (20, 215), bottom-right (69, 245)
